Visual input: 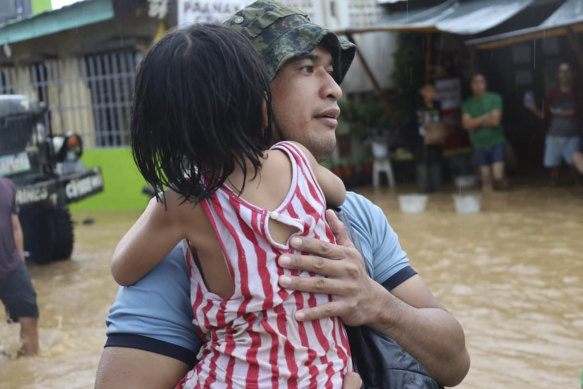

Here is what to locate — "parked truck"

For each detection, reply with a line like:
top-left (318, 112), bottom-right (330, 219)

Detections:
top-left (0, 94), bottom-right (104, 264)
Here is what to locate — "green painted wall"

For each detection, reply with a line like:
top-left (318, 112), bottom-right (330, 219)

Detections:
top-left (32, 0), bottom-right (52, 14)
top-left (70, 147), bottom-right (148, 211)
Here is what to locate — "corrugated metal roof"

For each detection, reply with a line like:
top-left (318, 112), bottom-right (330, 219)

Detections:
top-left (466, 0), bottom-right (583, 49)
top-left (436, 0), bottom-right (534, 34)
top-left (0, 0), bottom-right (114, 45)
top-left (541, 0), bottom-right (583, 27)
top-left (360, 0), bottom-right (534, 35)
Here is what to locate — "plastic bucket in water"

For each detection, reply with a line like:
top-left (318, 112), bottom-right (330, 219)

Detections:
top-left (453, 194), bottom-right (481, 213)
top-left (398, 194), bottom-right (428, 213)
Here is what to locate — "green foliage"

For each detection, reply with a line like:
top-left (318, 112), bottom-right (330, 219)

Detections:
top-left (338, 98), bottom-right (393, 139)
top-left (391, 33), bottom-right (427, 125)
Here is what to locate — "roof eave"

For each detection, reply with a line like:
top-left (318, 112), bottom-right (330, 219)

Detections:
top-left (0, 0), bottom-right (115, 46)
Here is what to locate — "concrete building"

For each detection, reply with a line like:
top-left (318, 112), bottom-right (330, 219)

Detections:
top-left (0, 0), bottom-right (166, 147)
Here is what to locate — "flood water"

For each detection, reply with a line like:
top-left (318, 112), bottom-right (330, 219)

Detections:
top-left (1, 182), bottom-right (582, 388)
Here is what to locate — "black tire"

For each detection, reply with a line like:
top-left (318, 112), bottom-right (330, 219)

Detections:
top-left (20, 207), bottom-right (74, 264)
top-left (20, 207), bottom-right (54, 264)
top-left (51, 208), bottom-right (74, 261)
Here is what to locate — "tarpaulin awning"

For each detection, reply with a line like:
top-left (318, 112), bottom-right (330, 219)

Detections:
top-left (341, 0), bottom-right (534, 35)
top-left (373, 0), bottom-right (455, 33)
top-left (436, 0), bottom-right (534, 34)
top-left (466, 0), bottom-right (583, 49)
top-left (0, 0), bottom-right (115, 45)
top-left (376, 0), bottom-right (416, 3)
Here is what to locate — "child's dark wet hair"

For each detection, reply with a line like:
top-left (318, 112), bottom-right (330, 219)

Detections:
top-left (131, 23), bottom-right (273, 203)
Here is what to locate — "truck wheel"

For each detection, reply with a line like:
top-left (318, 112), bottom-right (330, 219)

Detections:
top-left (20, 208), bottom-right (54, 264)
top-left (51, 208), bottom-right (74, 261)
top-left (20, 208), bottom-right (74, 264)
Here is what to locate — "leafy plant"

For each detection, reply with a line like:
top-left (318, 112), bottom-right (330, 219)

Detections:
top-left (339, 98), bottom-right (394, 140)
top-left (390, 32), bottom-right (426, 127)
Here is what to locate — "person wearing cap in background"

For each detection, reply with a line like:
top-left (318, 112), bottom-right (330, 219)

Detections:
top-left (95, 2), bottom-right (469, 388)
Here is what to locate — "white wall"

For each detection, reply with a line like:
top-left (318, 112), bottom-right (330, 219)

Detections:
top-left (341, 32), bottom-right (397, 94)
top-left (176, 0), bottom-right (396, 93)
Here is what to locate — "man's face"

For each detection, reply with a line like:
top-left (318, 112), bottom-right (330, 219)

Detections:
top-left (558, 63), bottom-right (573, 86)
top-left (471, 75), bottom-right (487, 97)
top-left (270, 46), bottom-right (343, 162)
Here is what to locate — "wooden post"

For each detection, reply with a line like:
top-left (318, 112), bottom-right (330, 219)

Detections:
top-left (566, 27), bottom-right (583, 74)
top-left (425, 32), bottom-right (432, 83)
top-left (346, 33), bottom-right (404, 141)
top-left (469, 46), bottom-right (477, 76)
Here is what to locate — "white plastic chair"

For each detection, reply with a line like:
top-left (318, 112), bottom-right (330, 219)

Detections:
top-left (372, 158), bottom-right (395, 189)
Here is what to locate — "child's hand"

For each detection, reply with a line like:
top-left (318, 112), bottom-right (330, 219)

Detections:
top-left (342, 372), bottom-right (362, 389)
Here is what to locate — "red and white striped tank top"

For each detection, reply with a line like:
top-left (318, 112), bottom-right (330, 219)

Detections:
top-left (178, 141), bottom-right (351, 389)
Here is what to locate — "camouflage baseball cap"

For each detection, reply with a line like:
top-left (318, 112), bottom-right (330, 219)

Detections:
top-left (224, 0), bottom-right (355, 83)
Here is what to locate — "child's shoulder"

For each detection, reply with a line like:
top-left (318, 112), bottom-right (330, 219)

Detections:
top-left (263, 146), bottom-right (291, 170)
top-left (270, 141), bottom-right (316, 167)
top-left (148, 188), bottom-right (199, 215)
top-left (271, 140), bottom-right (309, 155)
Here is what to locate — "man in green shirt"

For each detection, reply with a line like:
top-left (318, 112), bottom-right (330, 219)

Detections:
top-left (462, 73), bottom-right (507, 191)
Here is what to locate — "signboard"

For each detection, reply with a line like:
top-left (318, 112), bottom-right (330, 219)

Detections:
top-left (65, 169), bottom-right (104, 202)
top-left (0, 152), bottom-right (31, 176)
top-left (16, 185), bottom-right (49, 206)
top-left (148, 0), bottom-right (170, 19)
top-left (435, 78), bottom-right (461, 110)
top-left (434, 78), bottom-right (470, 150)
top-left (178, 0), bottom-right (254, 25)
top-left (15, 167), bottom-right (104, 208)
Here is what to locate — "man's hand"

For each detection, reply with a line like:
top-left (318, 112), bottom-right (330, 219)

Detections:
top-left (278, 210), bottom-right (384, 326)
top-left (278, 209), bottom-right (470, 386)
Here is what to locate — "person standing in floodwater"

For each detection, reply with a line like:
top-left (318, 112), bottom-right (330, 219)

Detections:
top-left (525, 62), bottom-right (582, 186)
top-left (409, 83), bottom-right (446, 193)
top-left (0, 177), bottom-right (39, 357)
top-left (462, 73), bottom-right (507, 192)
top-left (110, 23), bottom-right (352, 387)
top-left (95, 2), bottom-right (469, 388)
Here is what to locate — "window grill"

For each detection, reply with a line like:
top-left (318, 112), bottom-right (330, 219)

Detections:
top-left (0, 50), bottom-right (139, 148)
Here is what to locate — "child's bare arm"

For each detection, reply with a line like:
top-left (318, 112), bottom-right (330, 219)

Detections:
top-left (111, 195), bottom-right (185, 286)
top-left (291, 141), bottom-right (346, 207)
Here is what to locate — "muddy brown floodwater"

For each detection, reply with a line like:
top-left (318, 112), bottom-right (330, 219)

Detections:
top-left (1, 183), bottom-right (582, 388)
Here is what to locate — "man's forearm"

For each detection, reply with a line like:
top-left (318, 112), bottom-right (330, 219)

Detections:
top-left (481, 114), bottom-right (500, 127)
top-left (528, 105), bottom-right (544, 119)
top-left (12, 215), bottom-right (25, 259)
top-left (14, 229), bottom-right (24, 259)
top-left (367, 283), bottom-right (470, 387)
top-left (462, 115), bottom-right (483, 130)
top-left (552, 109), bottom-right (575, 117)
